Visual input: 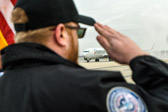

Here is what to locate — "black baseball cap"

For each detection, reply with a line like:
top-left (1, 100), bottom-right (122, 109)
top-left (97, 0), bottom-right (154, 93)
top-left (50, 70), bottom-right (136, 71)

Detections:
top-left (14, 0), bottom-right (96, 32)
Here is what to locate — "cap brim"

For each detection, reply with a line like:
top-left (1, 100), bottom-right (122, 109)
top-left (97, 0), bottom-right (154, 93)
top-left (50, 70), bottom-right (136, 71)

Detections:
top-left (77, 15), bottom-right (96, 26)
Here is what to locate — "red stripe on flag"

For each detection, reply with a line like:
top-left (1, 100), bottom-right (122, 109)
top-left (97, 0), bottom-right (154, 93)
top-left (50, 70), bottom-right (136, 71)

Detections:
top-left (0, 12), bottom-right (15, 45)
top-left (11, 0), bottom-right (17, 5)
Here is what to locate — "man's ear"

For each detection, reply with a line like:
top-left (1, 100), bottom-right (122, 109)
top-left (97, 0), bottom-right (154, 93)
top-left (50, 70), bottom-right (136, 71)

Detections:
top-left (54, 24), bottom-right (67, 47)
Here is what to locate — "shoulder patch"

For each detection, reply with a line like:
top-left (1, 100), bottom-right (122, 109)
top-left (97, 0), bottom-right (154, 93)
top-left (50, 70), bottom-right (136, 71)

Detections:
top-left (106, 87), bottom-right (148, 112)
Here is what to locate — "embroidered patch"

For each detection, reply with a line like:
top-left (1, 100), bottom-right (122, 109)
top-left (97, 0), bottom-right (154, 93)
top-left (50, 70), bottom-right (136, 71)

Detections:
top-left (106, 87), bottom-right (148, 112)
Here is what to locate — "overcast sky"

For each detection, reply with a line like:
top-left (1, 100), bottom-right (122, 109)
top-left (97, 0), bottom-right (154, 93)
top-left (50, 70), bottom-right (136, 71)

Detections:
top-left (74, 0), bottom-right (168, 54)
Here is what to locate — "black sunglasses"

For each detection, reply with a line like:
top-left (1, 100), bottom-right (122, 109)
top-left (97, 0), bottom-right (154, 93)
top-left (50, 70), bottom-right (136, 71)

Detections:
top-left (65, 25), bottom-right (87, 38)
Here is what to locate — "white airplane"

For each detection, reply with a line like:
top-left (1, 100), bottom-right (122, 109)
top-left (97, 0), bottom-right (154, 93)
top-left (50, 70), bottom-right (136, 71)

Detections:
top-left (82, 48), bottom-right (113, 62)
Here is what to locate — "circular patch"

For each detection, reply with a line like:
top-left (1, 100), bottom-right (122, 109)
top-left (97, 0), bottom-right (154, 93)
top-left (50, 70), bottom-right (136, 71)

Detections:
top-left (106, 87), bottom-right (148, 112)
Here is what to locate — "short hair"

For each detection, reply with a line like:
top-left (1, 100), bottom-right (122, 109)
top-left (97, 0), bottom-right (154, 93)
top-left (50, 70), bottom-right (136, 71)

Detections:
top-left (11, 8), bottom-right (54, 45)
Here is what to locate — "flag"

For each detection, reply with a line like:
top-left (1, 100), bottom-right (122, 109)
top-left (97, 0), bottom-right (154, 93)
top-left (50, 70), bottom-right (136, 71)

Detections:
top-left (0, 0), bottom-right (17, 50)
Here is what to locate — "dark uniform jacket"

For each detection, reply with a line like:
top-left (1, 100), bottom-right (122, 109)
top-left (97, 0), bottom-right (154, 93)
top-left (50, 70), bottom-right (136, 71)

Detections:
top-left (0, 43), bottom-right (168, 112)
top-left (0, 69), bottom-right (3, 77)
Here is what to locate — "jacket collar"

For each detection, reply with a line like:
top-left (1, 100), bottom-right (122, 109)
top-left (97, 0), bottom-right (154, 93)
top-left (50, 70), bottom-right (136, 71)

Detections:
top-left (1, 43), bottom-right (82, 70)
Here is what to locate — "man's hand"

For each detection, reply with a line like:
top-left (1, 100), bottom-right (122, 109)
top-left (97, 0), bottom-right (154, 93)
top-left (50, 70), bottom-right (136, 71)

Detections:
top-left (94, 23), bottom-right (148, 64)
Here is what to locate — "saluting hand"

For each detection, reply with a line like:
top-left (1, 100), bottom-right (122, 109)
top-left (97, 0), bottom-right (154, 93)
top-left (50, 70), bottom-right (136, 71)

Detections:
top-left (94, 22), bottom-right (147, 64)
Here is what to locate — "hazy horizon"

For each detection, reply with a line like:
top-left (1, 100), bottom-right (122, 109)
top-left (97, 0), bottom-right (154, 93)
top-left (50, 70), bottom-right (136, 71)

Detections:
top-left (74, 0), bottom-right (168, 57)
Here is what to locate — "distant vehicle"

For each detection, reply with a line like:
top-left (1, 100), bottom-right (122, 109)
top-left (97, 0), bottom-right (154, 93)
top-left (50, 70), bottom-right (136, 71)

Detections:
top-left (82, 48), bottom-right (113, 62)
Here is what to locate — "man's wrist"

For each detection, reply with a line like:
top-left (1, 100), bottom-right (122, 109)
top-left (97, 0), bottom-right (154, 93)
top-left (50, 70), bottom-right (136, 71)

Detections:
top-left (127, 51), bottom-right (148, 64)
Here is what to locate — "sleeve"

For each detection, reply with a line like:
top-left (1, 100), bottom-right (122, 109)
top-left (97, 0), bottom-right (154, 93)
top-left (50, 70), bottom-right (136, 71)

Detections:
top-left (97, 56), bottom-right (168, 112)
top-left (130, 55), bottom-right (168, 106)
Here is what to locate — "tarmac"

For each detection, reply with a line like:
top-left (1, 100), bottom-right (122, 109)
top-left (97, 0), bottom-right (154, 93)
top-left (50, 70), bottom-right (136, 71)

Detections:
top-left (79, 59), bottom-right (168, 84)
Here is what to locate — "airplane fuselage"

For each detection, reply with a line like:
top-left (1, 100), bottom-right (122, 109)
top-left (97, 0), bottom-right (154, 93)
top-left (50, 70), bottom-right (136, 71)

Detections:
top-left (82, 48), bottom-right (111, 62)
